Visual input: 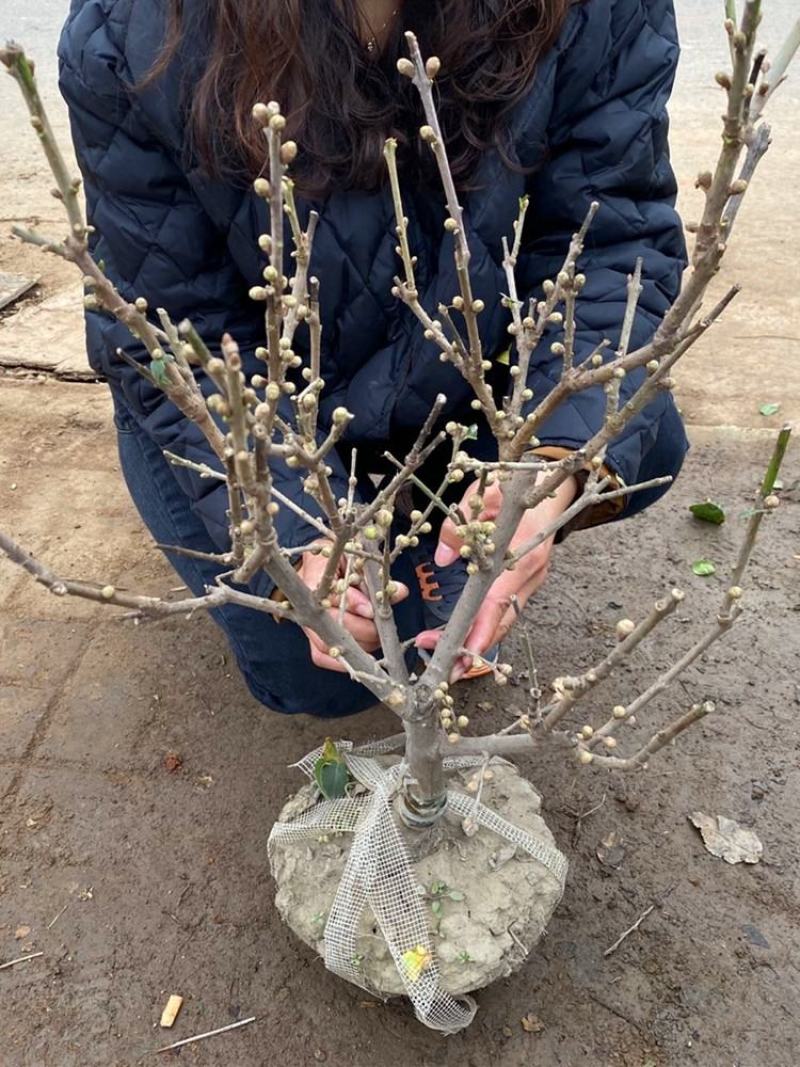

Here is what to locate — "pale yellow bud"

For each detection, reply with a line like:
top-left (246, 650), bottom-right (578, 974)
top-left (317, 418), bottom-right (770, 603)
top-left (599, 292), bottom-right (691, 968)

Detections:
top-left (425, 56), bottom-right (441, 78)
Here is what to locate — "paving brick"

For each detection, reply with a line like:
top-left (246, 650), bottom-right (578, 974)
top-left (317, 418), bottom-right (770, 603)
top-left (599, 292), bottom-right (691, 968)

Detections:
top-left (0, 685), bottom-right (52, 759)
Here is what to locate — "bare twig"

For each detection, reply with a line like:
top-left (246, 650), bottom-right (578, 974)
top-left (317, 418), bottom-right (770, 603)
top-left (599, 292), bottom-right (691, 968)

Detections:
top-left (0, 952), bottom-right (44, 971)
top-left (152, 1016), bottom-right (257, 1054)
top-left (603, 905), bottom-right (655, 957)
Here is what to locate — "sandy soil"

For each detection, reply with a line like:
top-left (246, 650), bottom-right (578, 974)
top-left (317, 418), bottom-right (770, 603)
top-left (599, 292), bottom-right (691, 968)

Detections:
top-left (1, 3), bottom-right (799, 1065)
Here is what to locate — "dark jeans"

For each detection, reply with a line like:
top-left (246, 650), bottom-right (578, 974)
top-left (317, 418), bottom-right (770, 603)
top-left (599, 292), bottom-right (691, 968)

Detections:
top-left (112, 390), bottom-right (427, 718)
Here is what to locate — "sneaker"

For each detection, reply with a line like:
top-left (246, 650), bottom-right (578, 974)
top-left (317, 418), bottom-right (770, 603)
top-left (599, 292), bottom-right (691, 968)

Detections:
top-left (409, 536), bottom-right (499, 679)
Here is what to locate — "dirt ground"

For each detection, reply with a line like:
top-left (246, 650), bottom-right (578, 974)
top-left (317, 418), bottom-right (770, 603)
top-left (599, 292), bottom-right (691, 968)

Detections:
top-left (1, 382), bottom-right (798, 1067)
top-left (1, 3), bottom-right (800, 1065)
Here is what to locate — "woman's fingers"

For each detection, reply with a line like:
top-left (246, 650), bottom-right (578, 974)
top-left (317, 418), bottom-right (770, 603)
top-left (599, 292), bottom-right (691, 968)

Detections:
top-left (414, 627), bottom-right (442, 651)
top-left (304, 627), bottom-right (346, 672)
top-left (341, 583), bottom-right (374, 618)
top-left (434, 516), bottom-right (461, 567)
top-left (299, 540), bottom-right (411, 672)
top-left (458, 555), bottom-right (551, 672)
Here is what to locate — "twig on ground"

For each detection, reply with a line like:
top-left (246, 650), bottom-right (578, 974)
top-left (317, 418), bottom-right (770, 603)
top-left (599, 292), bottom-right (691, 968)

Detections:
top-left (603, 905), bottom-right (655, 957)
top-left (0, 952), bottom-right (44, 971)
top-left (47, 903), bottom-right (69, 929)
top-left (151, 1016), bottom-right (257, 1054)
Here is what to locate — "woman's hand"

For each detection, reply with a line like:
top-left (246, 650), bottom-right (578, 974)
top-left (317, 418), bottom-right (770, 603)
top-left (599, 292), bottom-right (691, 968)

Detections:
top-left (298, 545), bottom-right (409, 672)
top-left (416, 472), bottom-right (578, 679)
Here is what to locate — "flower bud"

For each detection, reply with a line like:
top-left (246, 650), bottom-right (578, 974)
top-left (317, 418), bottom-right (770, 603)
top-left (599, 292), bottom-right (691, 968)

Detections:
top-left (425, 56), bottom-right (441, 78)
top-left (281, 141), bottom-right (298, 164)
top-left (252, 102), bottom-right (270, 124)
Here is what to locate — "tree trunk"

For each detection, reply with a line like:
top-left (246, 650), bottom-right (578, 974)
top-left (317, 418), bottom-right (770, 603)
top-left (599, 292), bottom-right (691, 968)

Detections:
top-left (399, 698), bottom-right (447, 828)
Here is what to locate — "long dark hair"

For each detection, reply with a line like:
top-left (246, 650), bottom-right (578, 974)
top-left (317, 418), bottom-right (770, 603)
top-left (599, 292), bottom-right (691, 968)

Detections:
top-left (148, 0), bottom-right (574, 194)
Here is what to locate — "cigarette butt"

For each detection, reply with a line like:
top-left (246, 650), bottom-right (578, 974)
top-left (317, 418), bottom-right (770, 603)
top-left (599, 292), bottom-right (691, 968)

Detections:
top-left (160, 994), bottom-right (184, 1029)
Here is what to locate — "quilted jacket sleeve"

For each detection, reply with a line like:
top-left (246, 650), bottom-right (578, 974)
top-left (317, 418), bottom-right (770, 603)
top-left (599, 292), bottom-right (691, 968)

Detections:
top-left (515, 0), bottom-right (689, 511)
top-left (57, 1), bottom-right (347, 564)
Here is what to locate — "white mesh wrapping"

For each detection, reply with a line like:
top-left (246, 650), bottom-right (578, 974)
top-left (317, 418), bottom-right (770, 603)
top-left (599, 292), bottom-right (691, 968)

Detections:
top-left (269, 740), bottom-right (566, 1034)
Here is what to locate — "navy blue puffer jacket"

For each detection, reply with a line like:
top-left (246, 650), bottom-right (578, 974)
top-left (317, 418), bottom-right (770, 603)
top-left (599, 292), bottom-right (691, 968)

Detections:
top-left (58, 0), bottom-right (689, 553)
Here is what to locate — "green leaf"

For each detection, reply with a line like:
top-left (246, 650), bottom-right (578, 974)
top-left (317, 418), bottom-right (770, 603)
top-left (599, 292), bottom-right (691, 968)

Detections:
top-left (689, 501), bottom-right (726, 525)
top-left (759, 403), bottom-right (781, 417)
top-left (314, 759), bottom-right (350, 800)
top-left (313, 738), bottom-right (350, 800)
top-left (691, 559), bottom-right (717, 577)
top-left (431, 900), bottom-right (443, 917)
top-left (464, 424), bottom-right (478, 441)
top-left (447, 890), bottom-right (465, 902)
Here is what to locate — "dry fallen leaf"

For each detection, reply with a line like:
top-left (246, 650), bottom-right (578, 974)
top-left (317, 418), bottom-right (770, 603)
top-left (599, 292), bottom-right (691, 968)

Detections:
top-left (14, 925), bottom-right (31, 940)
top-left (521, 1012), bottom-right (545, 1034)
top-left (163, 752), bottom-right (183, 773)
top-left (689, 812), bottom-right (763, 865)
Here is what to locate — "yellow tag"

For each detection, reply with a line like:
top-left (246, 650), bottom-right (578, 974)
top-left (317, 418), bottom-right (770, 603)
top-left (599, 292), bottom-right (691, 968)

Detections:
top-left (401, 944), bottom-right (433, 982)
top-left (495, 347), bottom-right (511, 366)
